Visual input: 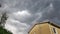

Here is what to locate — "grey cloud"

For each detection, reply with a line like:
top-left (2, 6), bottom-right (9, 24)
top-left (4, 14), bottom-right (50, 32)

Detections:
top-left (14, 0), bottom-right (51, 14)
top-left (34, 0), bottom-right (60, 25)
top-left (53, 0), bottom-right (60, 11)
top-left (1, 0), bottom-right (60, 34)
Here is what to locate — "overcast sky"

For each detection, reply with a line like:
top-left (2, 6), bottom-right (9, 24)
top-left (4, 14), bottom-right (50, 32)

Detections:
top-left (0, 0), bottom-right (60, 34)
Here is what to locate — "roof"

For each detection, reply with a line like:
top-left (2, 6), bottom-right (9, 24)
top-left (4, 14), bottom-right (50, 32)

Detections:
top-left (28, 20), bottom-right (60, 33)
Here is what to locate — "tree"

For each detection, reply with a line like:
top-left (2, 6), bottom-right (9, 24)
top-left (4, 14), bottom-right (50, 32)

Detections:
top-left (0, 12), bottom-right (8, 27)
top-left (0, 4), bottom-right (1, 7)
top-left (0, 26), bottom-right (12, 34)
top-left (0, 12), bottom-right (12, 34)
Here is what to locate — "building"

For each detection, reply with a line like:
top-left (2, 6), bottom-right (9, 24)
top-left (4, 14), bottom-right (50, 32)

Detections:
top-left (28, 21), bottom-right (60, 34)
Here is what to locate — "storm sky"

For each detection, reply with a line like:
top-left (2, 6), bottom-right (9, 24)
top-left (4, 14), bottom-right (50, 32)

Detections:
top-left (0, 0), bottom-right (60, 34)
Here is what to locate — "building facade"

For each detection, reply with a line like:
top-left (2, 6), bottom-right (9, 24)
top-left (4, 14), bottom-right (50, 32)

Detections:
top-left (28, 21), bottom-right (60, 34)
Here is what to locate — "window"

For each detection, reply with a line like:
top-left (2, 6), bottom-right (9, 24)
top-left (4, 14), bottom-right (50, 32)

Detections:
top-left (53, 28), bottom-right (56, 34)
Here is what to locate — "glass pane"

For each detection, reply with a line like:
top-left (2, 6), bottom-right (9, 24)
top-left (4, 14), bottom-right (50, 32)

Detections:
top-left (53, 28), bottom-right (56, 34)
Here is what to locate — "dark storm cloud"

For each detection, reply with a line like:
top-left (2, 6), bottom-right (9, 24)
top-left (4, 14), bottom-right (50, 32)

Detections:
top-left (14, 0), bottom-right (51, 14)
top-left (9, 0), bottom-right (52, 24)
top-left (0, 0), bottom-right (60, 34)
top-left (32, 0), bottom-right (60, 25)
top-left (0, 0), bottom-right (51, 14)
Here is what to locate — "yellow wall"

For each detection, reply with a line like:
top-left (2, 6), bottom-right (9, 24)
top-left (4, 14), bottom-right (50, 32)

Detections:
top-left (57, 28), bottom-right (60, 34)
top-left (29, 23), bottom-right (51, 34)
top-left (49, 24), bottom-right (60, 34)
top-left (29, 23), bottom-right (60, 34)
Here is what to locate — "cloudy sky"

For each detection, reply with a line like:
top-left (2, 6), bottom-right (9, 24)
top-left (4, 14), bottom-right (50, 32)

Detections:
top-left (0, 0), bottom-right (60, 34)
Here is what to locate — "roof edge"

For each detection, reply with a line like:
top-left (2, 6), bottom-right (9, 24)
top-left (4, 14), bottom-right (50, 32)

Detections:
top-left (28, 20), bottom-right (60, 33)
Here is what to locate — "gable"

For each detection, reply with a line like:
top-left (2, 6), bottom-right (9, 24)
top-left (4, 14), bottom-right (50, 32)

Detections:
top-left (28, 21), bottom-right (60, 33)
top-left (28, 23), bottom-right (49, 33)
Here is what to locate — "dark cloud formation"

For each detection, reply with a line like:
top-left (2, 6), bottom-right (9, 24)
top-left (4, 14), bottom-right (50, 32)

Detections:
top-left (14, 0), bottom-right (51, 14)
top-left (0, 0), bottom-right (60, 34)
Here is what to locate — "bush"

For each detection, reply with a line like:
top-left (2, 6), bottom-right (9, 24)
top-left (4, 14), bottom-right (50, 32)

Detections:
top-left (0, 26), bottom-right (12, 34)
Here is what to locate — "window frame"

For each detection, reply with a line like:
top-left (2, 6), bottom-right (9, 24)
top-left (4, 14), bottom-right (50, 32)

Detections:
top-left (52, 28), bottom-right (58, 34)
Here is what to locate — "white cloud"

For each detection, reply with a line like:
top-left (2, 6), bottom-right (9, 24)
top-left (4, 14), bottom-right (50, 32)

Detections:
top-left (17, 10), bottom-right (31, 16)
top-left (5, 10), bottom-right (30, 34)
top-left (5, 24), bottom-right (17, 34)
top-left (12, 10), bottom-right (31, 18)
top-left (8, 10), bottom-right (31, 22)
top-left (5, 18), bottom-right (29, 34)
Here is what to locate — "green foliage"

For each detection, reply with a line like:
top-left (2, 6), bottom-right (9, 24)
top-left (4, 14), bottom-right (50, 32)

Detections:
top-left (0, 26), bottom-right (12, 34)
top-left (0, 12), bottom-right (12, 34)
top-left (0, 12), bottom-right (8, 26)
